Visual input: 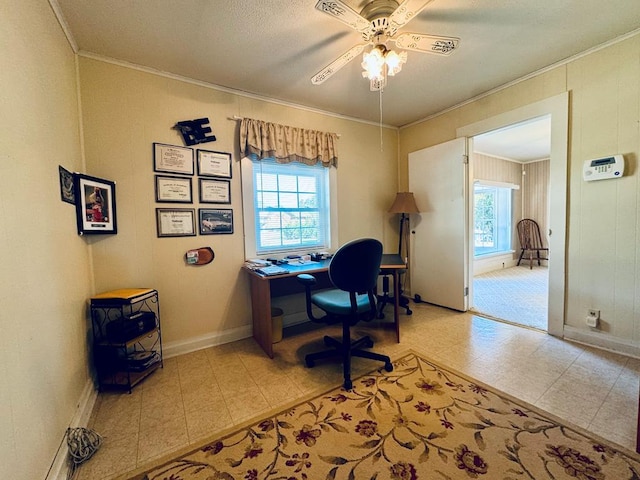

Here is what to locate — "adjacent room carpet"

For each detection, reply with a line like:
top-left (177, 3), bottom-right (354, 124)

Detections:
top-left (125, 351), bottom-right (639, 480)
top-left (473, 265), bottom-right (548, 331)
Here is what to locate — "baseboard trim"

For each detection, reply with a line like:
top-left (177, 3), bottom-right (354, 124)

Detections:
top-left (46, 379), bottom-right (99, 480)
top-left (162, 325), bottom-right (253, 358)
top-left (563, 325), bottom-right (640, 359)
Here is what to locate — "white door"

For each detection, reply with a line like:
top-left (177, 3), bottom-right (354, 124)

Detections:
top-left (409, 137), bottom-right (468, 311)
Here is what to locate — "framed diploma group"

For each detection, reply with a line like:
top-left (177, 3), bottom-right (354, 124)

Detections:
top-left (152, 142), bottom-right (233, 237)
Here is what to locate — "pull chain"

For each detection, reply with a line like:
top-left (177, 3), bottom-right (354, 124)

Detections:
top-left (379, 88), bottom-right (384, 151)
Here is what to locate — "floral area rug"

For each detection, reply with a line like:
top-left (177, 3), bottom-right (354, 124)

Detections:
top-left (127, 351), bottom-right (640, 479)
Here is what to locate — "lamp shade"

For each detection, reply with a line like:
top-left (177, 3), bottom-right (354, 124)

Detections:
top-left (388, 192), bottom-right (420, 214)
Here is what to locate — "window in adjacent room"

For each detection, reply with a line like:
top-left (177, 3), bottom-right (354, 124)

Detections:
top-left (473, 182), bottom-right (514, 257)
top-left (241, 157), bottom-right (336, 258)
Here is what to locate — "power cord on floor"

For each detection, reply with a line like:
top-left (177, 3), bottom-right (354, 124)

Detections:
top-left (65, 427), bottom-right (103, 480)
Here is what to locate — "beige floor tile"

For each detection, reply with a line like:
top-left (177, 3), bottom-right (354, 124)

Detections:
top-left (185, 404), bottom-right (234, 444)
top-left (222, 387), bottom-right (271, 423)
top-left (75, 430), bottom-right (139, 480)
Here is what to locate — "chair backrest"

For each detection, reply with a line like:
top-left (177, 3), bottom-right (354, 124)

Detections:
top-left (328, 238), bottom-right (383, 293)
top-left (517, 218), bottom-right (545, 249)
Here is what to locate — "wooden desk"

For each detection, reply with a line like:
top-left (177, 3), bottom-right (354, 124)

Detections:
top-left (243, 254), bottom-right (406, 358)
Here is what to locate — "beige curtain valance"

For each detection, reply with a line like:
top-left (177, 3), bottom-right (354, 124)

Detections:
top-left (239, 117), bottom-right (338, 167)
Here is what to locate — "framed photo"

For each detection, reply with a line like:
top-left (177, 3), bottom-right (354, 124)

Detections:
top-left (59, 165), bottom-right (75, 204)
top-left (156, 208), bottom-right (196, 237)
top-left (197, 150), bottom-right (232, 178)
top-left (199, 208), bottom-right (233, 235)
top-left (74, 174), bottom-right (117, 235)
top-left (153, 143), bottom-right (194, 175)
top-left (155, 175), bottom-right (192, 203)
top-left (199, 178), bottom-right (231, 204)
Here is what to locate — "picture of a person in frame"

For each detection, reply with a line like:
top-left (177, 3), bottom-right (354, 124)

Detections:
top-left (85, 185), bottom-right (109, 223)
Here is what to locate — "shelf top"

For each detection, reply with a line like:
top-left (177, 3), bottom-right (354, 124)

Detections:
top-left (91, 288), bottom-right (155, 300)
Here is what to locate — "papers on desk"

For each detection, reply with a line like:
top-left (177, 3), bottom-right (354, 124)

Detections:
top-left (285, 259), bottom-right (318, 266)
top-left (246, 258), bottom-right (270, 267)
top-left (255, 265), bottom-right (289, 276)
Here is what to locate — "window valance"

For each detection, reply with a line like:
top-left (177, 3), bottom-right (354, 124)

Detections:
top-left (239, 117), bottom-right (338, 167)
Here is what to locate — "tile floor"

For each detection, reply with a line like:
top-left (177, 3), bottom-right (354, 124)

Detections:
top-left (76, 302), bottom-right (639, 479)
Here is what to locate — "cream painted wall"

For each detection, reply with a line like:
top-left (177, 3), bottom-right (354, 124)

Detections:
top-left (78, 58), bottom-right (399, 349)
top-left (0, 3), bottom-right (93, 480)
top-left (400, 35), bottom-right (640, 353)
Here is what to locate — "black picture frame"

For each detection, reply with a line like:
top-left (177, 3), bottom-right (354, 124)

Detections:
top-left (199, 178), bottom-right (231, 204)
top-left (74, 173), bottom-right (117, 235)
top-left (197, 150), bottom-right (232, 178)
top-left (199, 208), bottom-right (233, 235)
top-left (59, 165), bottom-right (75, 204)
top-left (153, 142), bottom-right (194, 175)
top-left (155, 175), bottom-right (193, 203)
top-left (156, 208), bottom-right (196, 237)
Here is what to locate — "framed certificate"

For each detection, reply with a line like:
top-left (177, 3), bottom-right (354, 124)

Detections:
top-left (197, 150), bottom-right (232, 178)
top-left (199, 208), bottom-right (233, 235)
top-left (155, 175), bottom-right (192, 203)
top-left (153, 143), bottom-right (194, 175)
top-left (199, 178), bottom-right (231, 204)
top-left (156, 208), bottom-right (196, 237)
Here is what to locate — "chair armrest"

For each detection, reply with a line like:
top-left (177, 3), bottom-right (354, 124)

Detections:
top-left (297, 274), bottom-right (323, 322)
top-left (297, 273), bottom-right (317, 286)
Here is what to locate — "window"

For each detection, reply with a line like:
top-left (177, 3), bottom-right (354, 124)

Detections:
top-left (241, 157), bottom-right (334, 257)
top-left (474, 183), bottom-right (513, 257)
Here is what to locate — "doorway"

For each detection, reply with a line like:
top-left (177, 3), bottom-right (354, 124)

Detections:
top-left (470, 116), bottom-right (551, 331)
top-left (457, 92), bottom-right (568, 337)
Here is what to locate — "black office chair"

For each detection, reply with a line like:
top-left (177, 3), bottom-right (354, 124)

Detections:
top-left (297, 238), bottom-right (393, 390)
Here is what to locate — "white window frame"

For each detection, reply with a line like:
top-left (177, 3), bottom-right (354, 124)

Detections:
top-left (473, 180), bottom-right (518, 258)
top-left (240, 156), bottom-right (338, 259)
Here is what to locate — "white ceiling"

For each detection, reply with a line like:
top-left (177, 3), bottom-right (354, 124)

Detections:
top-left (53, 0), bottom-right (640, 128)
top-left (474, 115), bottom-right (551, 163)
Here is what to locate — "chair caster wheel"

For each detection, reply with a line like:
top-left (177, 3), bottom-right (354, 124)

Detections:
top-left (406, 308), bottom-right (413, 315)
top-left (384, 362), bottom-right (393, 372)
top-left (305, 358), bottom-right (315, 368)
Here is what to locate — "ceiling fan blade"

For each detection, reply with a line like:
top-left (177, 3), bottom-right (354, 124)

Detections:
top-left (395, 33), bottom-right (460, 56)
top-left (388, 0), bottom-right (435, 31)
top-left (315, 0), bottom-right (370, 33)
top-left (311, 44), bottom-right (367, 85)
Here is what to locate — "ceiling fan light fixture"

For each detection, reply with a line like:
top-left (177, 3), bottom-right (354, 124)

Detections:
top-left (361, 43), bottom-right (407, 89)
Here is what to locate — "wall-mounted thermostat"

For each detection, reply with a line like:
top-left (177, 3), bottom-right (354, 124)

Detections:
top-left (582, 154), bottom-right (624, 181)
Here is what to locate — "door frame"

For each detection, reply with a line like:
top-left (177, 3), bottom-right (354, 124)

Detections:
top-left (457, 92), bottom-right (569, 337)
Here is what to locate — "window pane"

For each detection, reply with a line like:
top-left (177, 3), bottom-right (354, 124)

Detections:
top-left (298, 176), bottom-right (316, 192)
top-left (278, 175), bottom-right (297, 192)
top-left (299, 193), bottom-right (317, 208)
top-left (279, 192), bottom-right (298, 208)
top-left (258, 191), bottom-right (278, 209)
top-left (259, 211), bottom-right (281, 227)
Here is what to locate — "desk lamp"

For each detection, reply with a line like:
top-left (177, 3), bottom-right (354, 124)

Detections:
top-left (388, 192), bottom-right (420, 262)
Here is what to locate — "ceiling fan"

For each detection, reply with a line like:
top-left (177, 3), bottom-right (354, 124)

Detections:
top-left (312, 0), bottom-right (460, 90)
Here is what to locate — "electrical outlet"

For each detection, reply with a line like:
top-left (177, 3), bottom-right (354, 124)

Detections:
top-left (586, 309), bottom-right (600, 328)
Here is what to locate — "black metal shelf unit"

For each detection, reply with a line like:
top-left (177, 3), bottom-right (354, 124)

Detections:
top-left (90, 288), bottom-right (163, 392)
